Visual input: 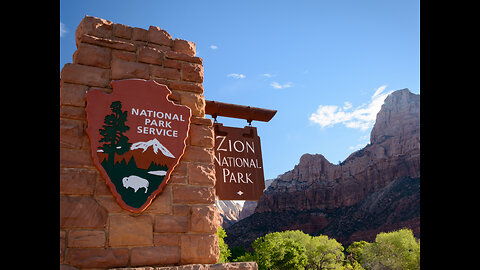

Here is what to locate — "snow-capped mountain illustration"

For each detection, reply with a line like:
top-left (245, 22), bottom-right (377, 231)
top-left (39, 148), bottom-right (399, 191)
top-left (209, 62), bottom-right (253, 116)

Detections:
top-left (130, 138), bottom-right (175, 158)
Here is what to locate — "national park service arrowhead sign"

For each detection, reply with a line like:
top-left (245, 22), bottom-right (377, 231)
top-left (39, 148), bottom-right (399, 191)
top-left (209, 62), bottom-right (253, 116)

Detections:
top-left (85, 79), bottom-right (191, 213)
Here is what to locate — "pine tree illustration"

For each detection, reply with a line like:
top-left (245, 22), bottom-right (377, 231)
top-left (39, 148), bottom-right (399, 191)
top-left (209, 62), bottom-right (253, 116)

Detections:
top-left (99, 101), bottom-right (132, 167)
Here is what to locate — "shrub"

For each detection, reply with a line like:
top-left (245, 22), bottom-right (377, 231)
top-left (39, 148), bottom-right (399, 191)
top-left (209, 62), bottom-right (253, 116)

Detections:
top-left (360, 229), bottom-right (420, 270)
top-left (236, 230), bottom-right (346, 270)
top-left (217, 227), bottom-right (231, 263)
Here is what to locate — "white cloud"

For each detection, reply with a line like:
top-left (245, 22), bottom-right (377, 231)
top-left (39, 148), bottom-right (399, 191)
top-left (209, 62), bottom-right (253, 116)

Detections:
top-left (262, 73), bottom-right (274, 78)
top-left (342, 101), bottom-right (352, 110)
top-left (309, 85), bottom-right (392, 131)
top-left (372, 85), bottom-right (387, 98)
top-left (60, 22), bottom-right (67, 37)
top-left (227, 73), bottom-right (245, 79)
top-left (210, 45), bottom-right (218, 50)
top-left (270, 81), bottom-right (293, 89)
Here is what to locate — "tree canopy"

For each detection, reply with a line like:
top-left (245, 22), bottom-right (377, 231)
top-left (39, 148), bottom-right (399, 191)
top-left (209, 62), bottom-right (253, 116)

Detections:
top-left (225, 228), bottom-right (420, 270)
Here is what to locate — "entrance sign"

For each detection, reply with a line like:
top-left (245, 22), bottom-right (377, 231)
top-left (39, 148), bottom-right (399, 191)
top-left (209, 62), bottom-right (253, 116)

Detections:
top-left (213, 123), bottom-right (265, 200)
top-left (85, 79), bottom-right (191, 213)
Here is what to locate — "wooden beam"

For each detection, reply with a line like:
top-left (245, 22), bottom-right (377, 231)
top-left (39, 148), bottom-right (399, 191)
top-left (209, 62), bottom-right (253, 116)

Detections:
top-left (205, 100), bottom-right (277, 122)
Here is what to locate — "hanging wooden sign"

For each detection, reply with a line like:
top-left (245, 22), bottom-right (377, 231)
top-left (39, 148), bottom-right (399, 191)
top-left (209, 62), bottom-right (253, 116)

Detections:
top-left (85, 79), bottom-right (191, 213)
top-left (213, 123), bottom-right (266, 201)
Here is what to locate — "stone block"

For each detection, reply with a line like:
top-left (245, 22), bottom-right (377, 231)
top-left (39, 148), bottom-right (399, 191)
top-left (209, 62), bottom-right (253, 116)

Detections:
top-left (173, 205), bottom-right (190, 216)
top-left (60, 82), bottom-right (88, 107)
top-left (60, 231), bottom-right (65, 263)
top-left (66, 248), bottom-right (129, 269)
top-left (59, 148), bottom-right (94, 168)
top-left (138, 46), bottom-right (164, 65)
top-left (111, 58), bottom-right (149, 80)
top-left (75, 15), bottom-right (113, 46)
top-left (132, 27), bottom-right (148, 41)
top-left (180, 234), bottom-right (219, 264)
top-left (144, 186), bottom-right (172, 214)
top-left (60, 105), bottom-right (86, 121)
top-left (181, 146), bottom-right (214, 164)
top-left (178, 92), bottom-right (205, 117)
top-left (154, 215), bottom-right (188, 233)
top-left (165, 50), bottom-right (203, 64)
top-left (108, 215), bottom-right (153, 247)
top-left (169, 80), bottom-right (204, 94)
top-left (172, 185), bottom-right (215, 204)
top-left (182, 63), bottom-right (204, 83)
top-left (68, 230), bottom-right (105, 248)
top-left (188, 163), bottom-right (215, 187)
top-left (151, 65), bottom-right (181, 80)
top-left (79, 34), bottom-right (136, 52)
top-left (114, 23), bottom-right (133, 39)
top-left (174, 39), bottom-right (196, 56)
top-left (131, 246), bottom-right (180, 266)
top-left (164, 58), bottom-right (182, 70)
top-left (59, 118), bottom-right (86, 149)
top-left (60, 168), bottom-right (96, 195)
top-left (154, 234), bottom-right (180, 246)
top-left (190, 205), bottom-right (220, 233)
top-left (189, 124), bottom-right (214, 148)
top-left (148, 26), bottom-right (173, 47)
top-left (60, 196), bottom-right (107, 228)
top-left (73, 43), bottom-right (111, 68)
top-left (112, 49), bottom-right (137, 62)
top-left (61, 63), bottom-right (110, 87)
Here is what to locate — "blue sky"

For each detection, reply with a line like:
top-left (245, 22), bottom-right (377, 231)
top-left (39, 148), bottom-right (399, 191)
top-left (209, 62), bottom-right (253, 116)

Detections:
top-left (60, 0), bottom-right (420, 181)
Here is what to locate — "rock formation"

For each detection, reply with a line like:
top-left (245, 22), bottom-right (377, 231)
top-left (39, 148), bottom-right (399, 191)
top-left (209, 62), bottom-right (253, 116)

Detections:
top-left (225, 89), bottom-right (420, 248)
top-left (215, 199), bottom-right (243, 228)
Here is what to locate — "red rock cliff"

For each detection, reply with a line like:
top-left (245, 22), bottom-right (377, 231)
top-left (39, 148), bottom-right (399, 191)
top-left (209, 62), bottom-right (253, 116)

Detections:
top-left (256, 89), bottom-right (419, 213)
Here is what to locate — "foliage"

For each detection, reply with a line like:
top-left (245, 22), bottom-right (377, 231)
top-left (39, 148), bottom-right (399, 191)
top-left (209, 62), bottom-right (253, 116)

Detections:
top-left (235, 230), bottom-right (346, 270)
top-left (230, 246), bottom-right (247, 261)
top-left (305, 235), bottom-right (345, 270)
top-left (232, 228), bottom-right (420, 270)
top-left (345, 241), bottom-right (367, 267)
top-left (217, 227), bottom-right (231, 263)
top-left (250, 231), bottom-right (308, 270)
top-left (360, 229), bottom-right (420, 270)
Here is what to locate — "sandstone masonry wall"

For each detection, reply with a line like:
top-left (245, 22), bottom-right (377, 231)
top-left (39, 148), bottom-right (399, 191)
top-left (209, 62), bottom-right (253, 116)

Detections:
top-left (60, 16), bottom-right (222, 269)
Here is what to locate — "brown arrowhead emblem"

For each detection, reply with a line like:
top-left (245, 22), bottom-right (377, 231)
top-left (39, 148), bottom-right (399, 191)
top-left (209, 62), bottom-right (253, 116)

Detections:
top-left (85, 79), bottom-right (191, 213)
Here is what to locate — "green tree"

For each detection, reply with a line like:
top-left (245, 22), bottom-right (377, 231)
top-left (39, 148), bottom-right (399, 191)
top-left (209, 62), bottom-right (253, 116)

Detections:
top-left (361, 229), bottom-right (420, 270)
top-left (251, 231), bottom-right (308, 270)
top-left (305, 235), bottom-right (345, 270)
top-left (230, 246), bottom-right (247, 261)
top-left (346, 241), bottom-right (367, 266)
top-left (345, 241), bottom-right (367, 270)
top-left (217, 227), bottom-right (231, 263)
top-left (99, 101), bottom-right (131, 167)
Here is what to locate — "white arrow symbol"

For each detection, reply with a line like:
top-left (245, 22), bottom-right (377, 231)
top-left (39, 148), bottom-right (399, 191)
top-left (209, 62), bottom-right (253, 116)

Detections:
top-left (237, 190), bottom-right (244, 195)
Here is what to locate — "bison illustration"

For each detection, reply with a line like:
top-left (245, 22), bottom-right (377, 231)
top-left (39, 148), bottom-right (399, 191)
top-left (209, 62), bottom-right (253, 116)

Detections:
top-left (122, 175), bottom-right (149, 193)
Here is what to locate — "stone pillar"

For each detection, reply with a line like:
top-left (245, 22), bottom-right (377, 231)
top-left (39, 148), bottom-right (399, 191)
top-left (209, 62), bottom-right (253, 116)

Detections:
top-left (60, 16), bottom-right (221, 269)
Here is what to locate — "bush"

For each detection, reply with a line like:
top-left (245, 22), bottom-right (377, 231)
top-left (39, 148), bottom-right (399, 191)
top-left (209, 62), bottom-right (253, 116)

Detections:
top-left (360, 229), bottom-right (420, 270)
top-left (217, 227), bottom-right (231, 263)
top-left (232, 228), bottom-right (419, 269)
top-left (305, 234), bottom-right (345, 269)
top-left (235, 230), bottom-right (346, 270)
